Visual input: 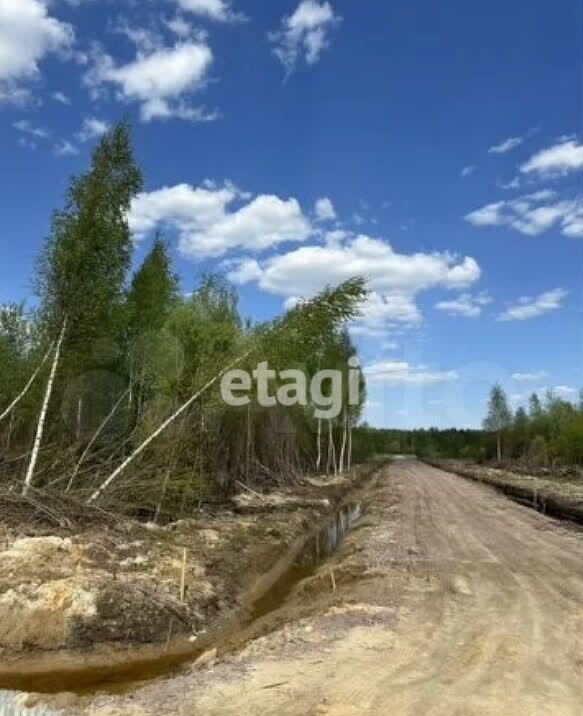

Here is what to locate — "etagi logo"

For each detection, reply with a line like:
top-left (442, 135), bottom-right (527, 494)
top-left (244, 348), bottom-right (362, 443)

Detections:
top-left (220, 358), bottom-right (361, 419)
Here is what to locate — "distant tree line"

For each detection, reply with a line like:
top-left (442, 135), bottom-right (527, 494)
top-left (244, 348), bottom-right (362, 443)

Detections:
top-left (0, 122), bottom-right (369, 517)
top-left (482, 383), bottom-right (583, 466)
top-left (350, 426), bottom-right (486, 462)
top-left (351, 384), bottom-right (583, 467)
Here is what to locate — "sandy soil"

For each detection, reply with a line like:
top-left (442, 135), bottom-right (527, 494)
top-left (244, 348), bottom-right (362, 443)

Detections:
top-left (428, 459), bottom-right (583, 523)
top-left (77, 459), bottom-right (583, 716)
top-left (0, 467), bottom-right (373, 669)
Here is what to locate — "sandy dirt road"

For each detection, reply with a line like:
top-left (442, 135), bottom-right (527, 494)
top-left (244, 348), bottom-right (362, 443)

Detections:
top-left (82, 460), bottom-right (583, 716)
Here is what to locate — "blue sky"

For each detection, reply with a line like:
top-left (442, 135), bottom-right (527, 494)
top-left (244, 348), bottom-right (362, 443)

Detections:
top-left (1, 0), bottom-right (581, 429)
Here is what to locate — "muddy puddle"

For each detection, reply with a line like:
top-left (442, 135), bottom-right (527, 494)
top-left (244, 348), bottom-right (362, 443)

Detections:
top-left (0, 502), bottom-right (363, 708)
top-left (250, 502), bottom-right (362, 622)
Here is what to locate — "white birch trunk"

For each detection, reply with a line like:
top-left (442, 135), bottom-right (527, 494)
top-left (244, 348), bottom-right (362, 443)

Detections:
top-left (347, 423), bottom-right (353, 469)
top-left (22, 318), bottom-right (67, 496)
top-left (88, 351), bottom-right (249, 504)
top-left (338, 411), bottom-right (347, 474)
top-left (67, 386), bottom-right (130, 492)
top-left (327, 419), bottom-right (337, 476)
top-left (5, 410), bottom-right (14, 451)
top-left (326, 420), bottom-right (332, 475)
top-left (76, 397), bottom-right (83, 441)
top-left (128, 357), bottom-right (133, 411)
top-left (316, 418), bottom-right (322, 472)
top-left (245, 402), bottom-right (251, 483)
top-left (0, 342), bottom-right (54, 423)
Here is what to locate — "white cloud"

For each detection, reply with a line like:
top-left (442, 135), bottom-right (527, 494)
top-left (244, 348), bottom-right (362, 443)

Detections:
top-left (76, 117), bottom-right (110, 142)
top-left (553, 385), bottom-right (577, 399)
top-left (228, 232), bottom-right (480, 335)
top-left (364, 360), bottom-right (458, 386)
top-left (85, 40), bottom-right (215, 122)
top-left (17, 136), bottom-right (38, 150)
top-left (382, 340), bottom-right (399, 351)
top-left (314, 197), bottom-right (336, 221)
top-left (0, 0), bottom-right (73, 102)
top-left (176, 0), bottom-right (244, 22)
top-left (515, 384), bottom-right (577, 403)
top-left (435, 292), bottom-right (491, 318)
top-left (52, 90), bottom-right (70, 104)
top-left (270, 0), bottom-right (341, 75)
top-left (460, 165), bottom-right (475, 177)
top-left (488, 136), bottom-right (524, 154)
top-left (129, 182), bottom-right (313, 258)
top-left (13, 119), bottom-right (49, 139)
top-left (562, 207), bottom-right (583, 238)
top-left (228, 234), bottom-right (479, 297)
top-left (520, 139), bottom-right (583, 178)
top-left (351, 292), bottom-right (421, 335)
top-left (497, 288), bottom-right (567, 322)
top-left (499, 176), bottom-right (520, 190)
top-left (512, 371), bottom-right (548, 383)
top-left (165, 16), bottom-right (196, 38)
top-left (113, 23), bottom-right (164, 54)
top-left (0, 87), bottom-right (32, 106)
top-left (54, 138), bottom-right (79, 156)
top-left (465, 190), bottom-right (583, 238)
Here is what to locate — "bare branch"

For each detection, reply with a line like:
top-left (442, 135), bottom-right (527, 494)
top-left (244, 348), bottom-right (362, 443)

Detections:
top-left (66, 386), bottom-right (130, 492)
top-left (0, 342), bottom-right (54, 423)
top-left (87, 351), bottom-right (250, 504)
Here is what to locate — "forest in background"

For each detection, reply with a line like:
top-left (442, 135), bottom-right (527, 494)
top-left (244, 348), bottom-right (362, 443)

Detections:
top-left (355, 383), bottom-right (583, 468)
top-left (1, 123), bottom-right (581, 524)
top-left (0, 122), bottom-right (369, 518)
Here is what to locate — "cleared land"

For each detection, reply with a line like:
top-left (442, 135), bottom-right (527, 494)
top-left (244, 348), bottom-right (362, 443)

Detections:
top-left (66, 459), bottom-right (583, 716)
top-left (426, 458), bottom-right (583, 523)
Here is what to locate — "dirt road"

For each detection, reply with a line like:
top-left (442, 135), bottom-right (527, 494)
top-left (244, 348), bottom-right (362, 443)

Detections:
top-left (80, 460), bottom-right (583, 716)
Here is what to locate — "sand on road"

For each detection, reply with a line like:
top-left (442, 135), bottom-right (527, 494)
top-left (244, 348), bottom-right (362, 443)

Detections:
top-left (80, 460), bottom-right (583, 716)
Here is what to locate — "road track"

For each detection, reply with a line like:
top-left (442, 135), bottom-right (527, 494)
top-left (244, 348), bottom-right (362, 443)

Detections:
top-left (80, 460), bottom-right (583, 716)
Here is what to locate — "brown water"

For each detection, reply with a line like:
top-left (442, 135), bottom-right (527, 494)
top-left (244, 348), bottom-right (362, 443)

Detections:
top-left (0, 502), bottom-right (363, 698)
top-left (250, 502), bottom-right (362, 621)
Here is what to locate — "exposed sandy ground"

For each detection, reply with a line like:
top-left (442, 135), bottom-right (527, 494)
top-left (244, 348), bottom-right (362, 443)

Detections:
top-left (0, 467), bottom-right (373, 670)
top-left (76, 459), bottom-right (583, 716)
top-left (428, 458), bottom-right (583, 523)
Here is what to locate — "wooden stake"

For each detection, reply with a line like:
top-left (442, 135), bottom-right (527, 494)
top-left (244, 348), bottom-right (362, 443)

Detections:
top-left (180, 548), bottom-right (187, 602)
top-left (330, 568), bottom-right (336, 592)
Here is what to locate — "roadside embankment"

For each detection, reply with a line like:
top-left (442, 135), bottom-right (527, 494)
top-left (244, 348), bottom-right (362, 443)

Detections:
top-left (65, 459), bottom-right (583, 716)
top-left (0, 462), bottom-right (382, 690)
top-left (425, 459), bottom-right (583, 524)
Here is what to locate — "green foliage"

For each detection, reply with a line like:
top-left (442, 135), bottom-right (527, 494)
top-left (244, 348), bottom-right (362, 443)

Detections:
top-left (127, 236), bottom-right (179, 338)
top-left (496, 388), bottom-right (583, 466)
top-left (3, 119), bottom-right (581, 518)
top-left (552, 416), bottom-right (583, 465)
top-left (529, 435), bottom-right (549, 466)
top-left (352, 384), bottom-right (583, 469)
top-left (37, 120), bottom-right (142, 355)
top-left (350, 426), bottom-right (486, 462)
top-left (529, 392), bottom-right (543, 420)
top-left (483, 384), bottom-right (512, 433)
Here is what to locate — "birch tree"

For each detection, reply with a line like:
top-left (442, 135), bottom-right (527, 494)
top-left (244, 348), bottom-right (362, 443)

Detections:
top-left (483, 384), bottom-right (512, 461)
top-left (36, 121), bottom-right (142, 381)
